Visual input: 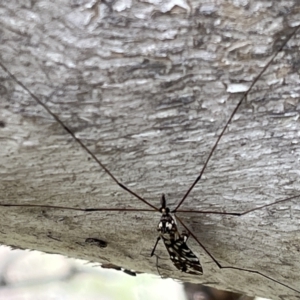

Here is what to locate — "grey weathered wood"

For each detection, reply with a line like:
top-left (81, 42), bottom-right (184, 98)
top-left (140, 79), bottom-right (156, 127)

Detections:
top-left (0, 1), bottom-right (300, 298)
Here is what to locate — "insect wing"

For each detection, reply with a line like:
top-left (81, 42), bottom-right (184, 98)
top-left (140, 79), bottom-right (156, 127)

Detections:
top-left (163, 236), bottom-right (203, 275)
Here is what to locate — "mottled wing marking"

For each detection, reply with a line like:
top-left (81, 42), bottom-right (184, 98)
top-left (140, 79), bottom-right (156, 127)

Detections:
top-left (163, 235), bottom-right (203, 275)
top-left (155, 194), bottom-right (203, 275)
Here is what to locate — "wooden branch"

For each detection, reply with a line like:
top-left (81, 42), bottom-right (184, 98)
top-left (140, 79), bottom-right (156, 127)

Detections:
top-left (0, 1), bottom-right (299, 299)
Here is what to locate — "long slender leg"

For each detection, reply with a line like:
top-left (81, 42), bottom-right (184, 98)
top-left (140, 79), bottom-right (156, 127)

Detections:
top-left (153, 254), bottom-right (164, 278)
top-left (0, 24), bottom-right (299, 294)
top-left (0, 26), bottom-right (298, 217)
top-left (150, 236), bottom-right (161, 257)
top-left (176, 193), bottom-right (300, 216)
top-left (0, 202), bottom-right (156, 212)
top-left (173, 26), bottom-right (300, 213)
top-left (1, 193), bottom-right (299, 216)
top-left (176, 215), bottom-right (300, 294)
top-left (0, 61), bottom-right (158, 212)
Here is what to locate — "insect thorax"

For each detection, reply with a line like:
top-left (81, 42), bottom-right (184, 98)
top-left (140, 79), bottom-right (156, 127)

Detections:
top-left (157, 212), bottom-right (178, 237)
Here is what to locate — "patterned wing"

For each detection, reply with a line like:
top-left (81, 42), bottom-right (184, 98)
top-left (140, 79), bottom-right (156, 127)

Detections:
top-left (162, 235), bottom-right (203, 275)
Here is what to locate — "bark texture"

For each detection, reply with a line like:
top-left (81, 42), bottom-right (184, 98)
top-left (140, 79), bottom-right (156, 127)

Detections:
top-left (0, 1), bottom-right (300, 299)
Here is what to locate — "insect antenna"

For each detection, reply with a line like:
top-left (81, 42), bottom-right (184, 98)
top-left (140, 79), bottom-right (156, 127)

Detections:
top-left (160, 194), bottom-right (166, 210)
top-left (173, 25), bottom-right (300, 213)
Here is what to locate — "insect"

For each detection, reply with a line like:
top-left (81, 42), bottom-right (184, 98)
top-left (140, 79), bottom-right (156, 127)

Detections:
top-left (151, 194), bottom-right (203, 275)
top-left (0, 20), bottom-right (299, 295)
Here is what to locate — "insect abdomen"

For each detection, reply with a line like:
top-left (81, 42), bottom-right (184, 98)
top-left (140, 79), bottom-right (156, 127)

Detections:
top-left (162, 236), bottom-right (203, 275)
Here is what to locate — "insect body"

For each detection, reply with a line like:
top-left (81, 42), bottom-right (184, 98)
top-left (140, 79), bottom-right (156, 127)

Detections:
top-left (151, 194), bottom-right (203, 275)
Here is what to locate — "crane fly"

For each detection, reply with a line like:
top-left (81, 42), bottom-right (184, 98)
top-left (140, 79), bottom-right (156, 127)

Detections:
top-left (151, 194), bottom-right (203, 275)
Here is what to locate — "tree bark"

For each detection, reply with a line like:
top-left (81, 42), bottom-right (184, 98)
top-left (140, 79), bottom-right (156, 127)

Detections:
top-left (0, 1), bottom-right (300, 299)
